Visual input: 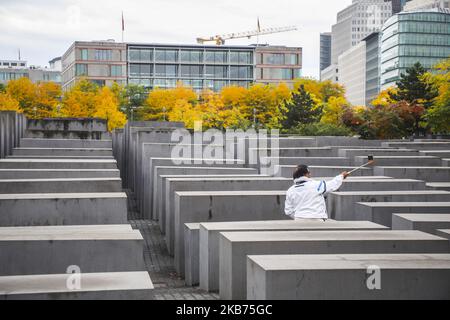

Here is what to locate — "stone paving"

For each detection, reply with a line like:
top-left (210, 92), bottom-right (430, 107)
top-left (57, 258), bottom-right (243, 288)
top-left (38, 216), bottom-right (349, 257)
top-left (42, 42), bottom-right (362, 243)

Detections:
top-left (127, 190), bottom-right (219, 300)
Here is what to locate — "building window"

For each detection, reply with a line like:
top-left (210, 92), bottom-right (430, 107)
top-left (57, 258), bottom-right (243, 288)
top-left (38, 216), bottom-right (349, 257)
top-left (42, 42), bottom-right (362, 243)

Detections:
top-left (75, 64), bottom-right (87, 76)
top-left (180, 50), bottom-right (202, 63)
top-left (286, 54), bottom-right (298, 65)
top-left (155, 50), bottom-right (178, 63)
top-left (230, 66), bottom-right (252, 79)
top-left (205, 65), bottom-right (227, 78)
top-left (205, 51), bottom-right (227, 63)
top-left (154, 64), bottom-right (177, 77)
top-left (263, 53), bottom-right (284, 65)
top-left (81, 49), bottom-right (88, 60)
top-left (111, 65), bottom-right (122, 77)
top-left (180, 65), bottom-right (202, 78)
top-left (95, 50), bottom-right (112, 61)
top-left (90, 79), bottom-right (105, 86)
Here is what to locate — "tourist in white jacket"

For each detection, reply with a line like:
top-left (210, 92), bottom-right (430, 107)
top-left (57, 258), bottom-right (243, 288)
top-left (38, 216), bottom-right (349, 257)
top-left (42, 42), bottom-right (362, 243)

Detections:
top-left (285, 165), bottom-right (349, 221)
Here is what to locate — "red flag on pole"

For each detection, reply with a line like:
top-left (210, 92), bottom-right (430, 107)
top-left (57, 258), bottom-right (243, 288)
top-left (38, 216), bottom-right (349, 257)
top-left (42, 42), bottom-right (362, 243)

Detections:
top-left (122, 11), bottom-right (125, 31)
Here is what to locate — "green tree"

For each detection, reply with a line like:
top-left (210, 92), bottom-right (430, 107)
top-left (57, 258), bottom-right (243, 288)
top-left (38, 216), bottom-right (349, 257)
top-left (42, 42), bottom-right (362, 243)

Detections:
top-left (389, 62), bottom-right (438, 108)
top-left (121, 84), bottom-right (147, 121)
top-left (282, 84), bottom-right (322, 129)
top-left (0, 83), bottom-right (5, 93)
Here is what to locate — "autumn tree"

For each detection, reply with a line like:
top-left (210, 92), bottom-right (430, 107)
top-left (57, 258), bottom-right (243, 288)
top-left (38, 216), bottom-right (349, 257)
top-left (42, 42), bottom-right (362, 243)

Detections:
top-left (6, 78), bottom-right (37, 116)
top-left (321, 96), bottom-right (351, 126)
top-left (294, 78), bottom-right (345, 103)
top-left (389, 62), bottom-right (438, 108)
top-left (282, 84), bottom-right (322, 129)
top-left (61, 79), bottom-right (98, 118)
top-left (92, 86), bottom-right (127, 131)
top-left (423, 58), bottom-right (450, 134)
top-left (0, 92), bottom-right (22, 112)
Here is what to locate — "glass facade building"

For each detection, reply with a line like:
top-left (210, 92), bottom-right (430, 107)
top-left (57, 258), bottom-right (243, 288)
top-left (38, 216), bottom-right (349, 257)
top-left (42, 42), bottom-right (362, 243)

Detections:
top-left (365, 32), bottom-right (381, 105)
top-left (127, 44), bottom-right (254, 92)
top-left (380, 8), bottom-right (450, 89)
top-left (320, 33), bottom-right (332, 71)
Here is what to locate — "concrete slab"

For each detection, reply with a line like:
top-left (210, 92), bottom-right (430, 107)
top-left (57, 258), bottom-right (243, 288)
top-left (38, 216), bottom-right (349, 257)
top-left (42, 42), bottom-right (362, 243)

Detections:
top-left (382, 142), bottom-right (450, 150)
top-left (0, 178), bottom-right (122, 194)
top-left (173, 191), bottom-right (290, 276)
top-left (374, 167), bottom-right (450, 182)
top-left (163, 177), bottom-right (288, 242)
top-left (443, 159), bottom-right (450, 166)
top-left (147, 162), bottom-right (251, 220)
top-left (0, 271), bottom-right (154, 300)
top-left (0, 193), bottom-right (127, 226)
top-left (354, 156), bottom-right (442, 167)
top-left (427, 183), bottom-right (450, 191)
top-left (275, 165), bottom-right (372, 178)
top-left (199, 220), bottom-right (388, 292)
top-left (260, 157), bottom-right (352, 167)
top-left (338, 149), bottom-right (419, 158)
top-left (12, 148), bottom-right (113, 157)
top-left (0, 169), bottom-right (120, 179)
top-left (184, 223), bottom-right (200, 286)
top-left (0, 226), bottom-right (145, 276)
top-left (392, 214), bottom-right (450, 235)
top-left (420, 150), bottom-right (450, 158)
top-left (151, 166), bottom-right (257, 220)
top-left (220, 230), bottom-right (450, 300)
top-left (328, 191), bottom-right (450, 223)
top-left (250, 147), bottom-right (334, 158)
top-left (357, 202), bottom-right (450, 227)
top-left (436, 229), bottom-right (450, 240)
top-left (247, 254), bottom-right (450, 300)
top-left (7, 155), bottom-right (115, 160)
top-left (20, 138), bottom-right (112, 149)
top-left (0, 159), bottom-right (118, 170)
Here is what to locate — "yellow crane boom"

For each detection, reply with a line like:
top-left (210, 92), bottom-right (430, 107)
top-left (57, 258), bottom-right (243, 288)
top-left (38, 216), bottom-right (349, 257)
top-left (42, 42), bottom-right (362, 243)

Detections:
top-left (196, 25), bottom-right (297, 45)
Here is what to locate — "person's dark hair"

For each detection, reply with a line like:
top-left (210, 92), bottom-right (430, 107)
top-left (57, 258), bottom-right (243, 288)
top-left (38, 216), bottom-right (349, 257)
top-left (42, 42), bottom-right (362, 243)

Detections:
top-left (293, 165), bottom-right (310, 180)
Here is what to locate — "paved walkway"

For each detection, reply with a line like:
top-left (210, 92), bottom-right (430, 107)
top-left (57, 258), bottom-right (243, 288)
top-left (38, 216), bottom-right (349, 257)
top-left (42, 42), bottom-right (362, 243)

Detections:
top-left (127, 190), bottom-right (219, 300)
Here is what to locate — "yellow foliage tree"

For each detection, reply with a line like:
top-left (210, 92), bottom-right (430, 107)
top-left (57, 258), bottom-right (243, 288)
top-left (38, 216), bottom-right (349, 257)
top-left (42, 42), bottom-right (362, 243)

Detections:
top-left (294, 78), bottom-right (345, 103)
top-left (140, 83), bottom-right (197, 121)
top-left (321, 96), bottom-right (350, 126)
top-left (61, 79), bottom-right (97, 118)
top-left (6, 77), bottom-right (37, 116)
top-left (371, 87), bottom-right (398, 107)
top-left (0, 92), bottom-right (22, 112)
top-left (92, 87), bottom-right (127, 131)
top-left (34, 82), bottom-right (62, 118)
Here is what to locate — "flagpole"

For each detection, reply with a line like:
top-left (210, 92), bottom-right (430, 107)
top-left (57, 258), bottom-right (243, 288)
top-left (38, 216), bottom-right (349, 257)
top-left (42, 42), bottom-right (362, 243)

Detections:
top-left (121, 11), bottom-right (124, 42)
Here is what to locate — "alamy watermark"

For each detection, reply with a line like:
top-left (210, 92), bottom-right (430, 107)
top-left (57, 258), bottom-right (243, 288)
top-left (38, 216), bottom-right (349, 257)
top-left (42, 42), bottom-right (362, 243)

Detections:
top-left (366, 265), bottom-right (381, 290)
top-left (170, 121), bottom-right (280, 173)
top-left (66, 265), bottom-right (82, 291)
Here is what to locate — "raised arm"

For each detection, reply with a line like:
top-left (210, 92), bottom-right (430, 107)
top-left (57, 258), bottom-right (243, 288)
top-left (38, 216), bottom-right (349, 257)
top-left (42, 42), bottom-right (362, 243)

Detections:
top-left (316, 173), bottom-right (347, 195)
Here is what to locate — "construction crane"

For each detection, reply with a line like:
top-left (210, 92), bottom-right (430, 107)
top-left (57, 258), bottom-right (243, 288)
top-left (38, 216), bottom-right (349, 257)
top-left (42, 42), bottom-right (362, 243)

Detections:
top-left (196, 25), bottom-right (297, 46)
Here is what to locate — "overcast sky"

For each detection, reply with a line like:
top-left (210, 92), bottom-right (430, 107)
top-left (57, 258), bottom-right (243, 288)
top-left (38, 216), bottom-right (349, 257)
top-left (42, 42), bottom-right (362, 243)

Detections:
top-left (0, 0), bottom-right (352, 79)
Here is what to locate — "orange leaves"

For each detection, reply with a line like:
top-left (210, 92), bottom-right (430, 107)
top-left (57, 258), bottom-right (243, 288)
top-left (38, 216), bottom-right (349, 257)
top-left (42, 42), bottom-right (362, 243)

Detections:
top-left (0, 92), bottom-right (22, 112)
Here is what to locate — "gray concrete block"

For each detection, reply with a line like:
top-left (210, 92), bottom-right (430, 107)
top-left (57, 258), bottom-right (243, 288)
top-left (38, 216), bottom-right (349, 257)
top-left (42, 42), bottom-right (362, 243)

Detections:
top-left (392, 214), bottom-right (450, 235)
top-left (436, 229), bottom-right (450, 240)
top-left (427, 183), bottom-right (450, 191)
top-left (276, 165), bottom-right (373, 178)
top-left (374, 166), bottom-right (450, 182)
top-left (354, 156), bottom-right (442, 167)
top-left (382, 142), bottom-right (450, 150)
top-left (357, 202), bottom-right (450, 227)
top-left (0, 178), bottom-right (122, 194)
top-left (147, 160), bottom-right (249, 220)
top-left (328, 191), bottom-right (450, 223)
top-left (0, 193), bottom-right (127, 226)
top-left (20, 138), bottom-right (112, 149)
top-left (0, 159), bottom-right (118, 170)
top-left (247, 254), bottom-right (450, 300)
top-left (184, 223), bottom-right (200, 287)
top-left (199, 220), bottom-right (388, 292)
top-left (420, 150), bottom-right (450, 158)
top-left (338, 149), bottom-right (419, 158)
top-left (26, 118), bottom-right (108, 133)
top-left (260, 157), bottom-right (352, 167)
top-left (220, 230), bottom-right (450, 300)
top-left (163, 177), bottom-right (287, 243)
top-left (0, 271), bottom-right (154, 300)
top-left (12, 148), bottom-right (113, 157)
top-left (0, 169), bottom-right (120, 179)
top-left (0, 226), bottom-right (145, 276)
top-left (443, 159), bottom-right (450, 166)
top-left (7, 155), bottom-right (115, 160)
top-left (250, 147), bottom-right (334, 159)
top-left (173, 191), bottom-right (291, 276)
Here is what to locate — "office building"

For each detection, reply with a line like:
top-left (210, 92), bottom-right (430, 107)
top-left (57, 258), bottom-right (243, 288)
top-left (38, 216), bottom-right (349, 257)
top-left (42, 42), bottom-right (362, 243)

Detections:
top-left (62, 41), bottom-right (303, 91)
top-left (380, 8), bottom-right (450, 90)
top-left (404, 0), bottom-right (450, 10)
top-left (339, 42), bottom-right (367, 105)
top-left (320, 64), bottom-right (339, 83)
top-left (255, 45), bottom-right (302, 87)
top-left (320, 33), bottom-right (332, 72)
top-left (0, 60), bottom-right (61, 85)
top-left (364, 32), bottom-right (381, 105)
top-left (331, 0), bottom-right (393, 64)
top-left (385, 0), bottom-right (411, 14)
top-left (61, 40), bottom-right (127, 91)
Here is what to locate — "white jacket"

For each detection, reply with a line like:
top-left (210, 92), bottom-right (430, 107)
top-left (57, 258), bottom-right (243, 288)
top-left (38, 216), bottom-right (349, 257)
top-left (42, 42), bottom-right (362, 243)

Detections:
top-left (284, 175), bottom-right (344, 220)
